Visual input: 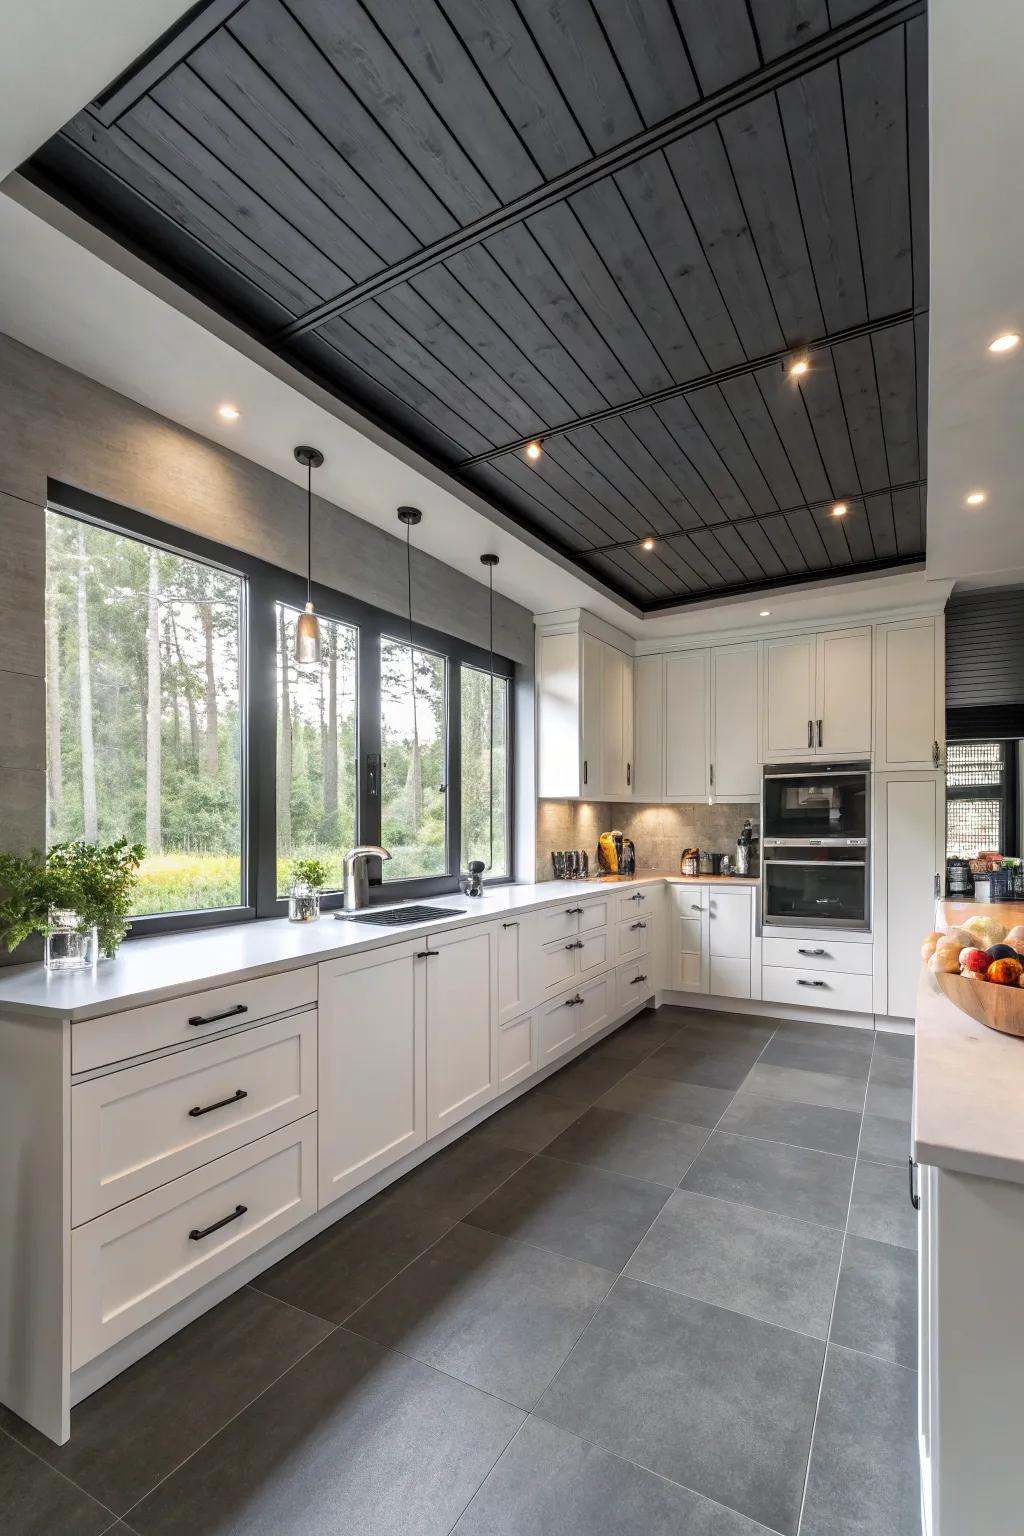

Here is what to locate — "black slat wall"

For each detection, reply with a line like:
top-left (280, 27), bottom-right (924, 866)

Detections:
top-left (946, 586), bottom-right (1024, 740)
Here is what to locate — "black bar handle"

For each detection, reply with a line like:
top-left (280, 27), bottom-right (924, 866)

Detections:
top-left (798, 947), bottom-right (828, 956)
top-left (188, 1004), bottom-right (248, 1028)
top-left (566, 906), bottom-right (584, 914)
top-left (565, 939), bottom-right (584, 950)
top-left (416, 950), bottom-right (438, 958)
top-left (807, 719), bottom-right (813, 748)
top-left (189, 1088), bottom-right (247, 1119)
top-left (630, 892), bottom-right (644, 901)
top-left (909, 1157), bottom-right (921, 1211)
top-left (502, 921), bottom-right (519, 929)
top-left (796, 978), bottom-right (826, 988)
top-left (817, 718), bottom-right (823, 748)
top-left (630, 921), bottom-right (647, 930)
top-left (631, 974), bottom-right (647, 984)
top-left (189, 1204), bottom-right (247, 1241)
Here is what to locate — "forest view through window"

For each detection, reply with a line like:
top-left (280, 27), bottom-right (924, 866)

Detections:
top-left (45, 511), bottom-right (243, 914)
top-left (461, 664), bottom-right (508, 878)
top-left (276, 605), bottom-right (358, 894)
top-left (380, 637), bottom-right (446, 881)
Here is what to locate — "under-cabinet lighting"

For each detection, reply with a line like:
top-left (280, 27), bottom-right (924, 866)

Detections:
top-left (759, 610), bottom-right (771, 617)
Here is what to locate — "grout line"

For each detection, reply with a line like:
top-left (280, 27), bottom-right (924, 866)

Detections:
top-left (0, 1419), bottom-right (121, 1529)
top-left (827, 1338), bottom-right (918, 1375)
top-left (619, 1269), bottom-right (831, 1348)
top-left (707, 1126), bottom-right (859, 1162)
top-left (794, 1033), bottom-right (875, 1535)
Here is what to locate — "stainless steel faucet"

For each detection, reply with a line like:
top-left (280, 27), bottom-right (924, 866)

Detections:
top-left (343, 845), bottom-right (392, 910)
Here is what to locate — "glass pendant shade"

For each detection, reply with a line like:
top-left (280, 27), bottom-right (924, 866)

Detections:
top-left (295, 600), bottom-right (321, 664)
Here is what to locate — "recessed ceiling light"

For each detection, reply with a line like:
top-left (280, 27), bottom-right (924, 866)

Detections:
top-left (759, 610), bottom-right (771, 617)
top-left (988, 333), bottom-right (1020, 353)
top-left (525, 440), bottom-right (543, 460)
top-left (966, 490), bottom-right (987, 505)
top-left (789, 358), bottom-right (809, 378)
top-left (217, 403), bottom-right (240, 420)
top-left (641, 537), bottom-right (655, 551)
top-left (832, 502), bottom-right (848, 517)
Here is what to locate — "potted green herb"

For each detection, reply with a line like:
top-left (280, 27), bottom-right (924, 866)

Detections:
top-left (287, 856), bottom-right (329, 923)
top-left (0, 838), bottom-right (144, 969)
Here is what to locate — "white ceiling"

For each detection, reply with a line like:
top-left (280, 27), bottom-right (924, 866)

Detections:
top-left (926, 0), bottom-right (1024, 588)
top-left (0, 1), bottom-right (191, 179)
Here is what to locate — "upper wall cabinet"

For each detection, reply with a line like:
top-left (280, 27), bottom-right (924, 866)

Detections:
top-left (537, 623), bottom-right (633, 801)
top-left (635, 642), bottom-right (759, 803)
top-left (665, 650), bottom-right (710, 801)
top-left (632, 655), bottom-right (664, 801)
top-left (874, 617), bottom-right (945, 770)
top-left (710, 643), bottom-right (760, 799)
top-left (763, 627), bottom-right (872, 760)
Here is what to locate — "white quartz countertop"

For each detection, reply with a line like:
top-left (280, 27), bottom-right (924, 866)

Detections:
top-left (913, 965), bottom-right (1024, 1187)
top-left (0, 872), bottom-right (758, 1023)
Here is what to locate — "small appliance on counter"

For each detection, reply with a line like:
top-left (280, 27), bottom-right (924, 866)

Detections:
top-left (680, 847), bottom-right (699, 877)
top-left (549, 849), bottom-right (590, 880)
top-left (946, 856), bottom-right (973, 898)
top-left (735, 818), bottom-right (755, 877)
top-left (464, 859), bottom-right (485, 897)
top-left (597, 830), bottom-right (636, 876)
top-left (698, 851), bottom-right (719, 876)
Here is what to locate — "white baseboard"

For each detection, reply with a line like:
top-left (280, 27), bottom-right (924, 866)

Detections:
top-left (656, 989), bottom-right (878, 1032)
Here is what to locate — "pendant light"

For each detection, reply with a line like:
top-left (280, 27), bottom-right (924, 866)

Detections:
top-left (480, 553), bottom-right (499, 871)
top-left (293, 445), bottom-right (324, 664)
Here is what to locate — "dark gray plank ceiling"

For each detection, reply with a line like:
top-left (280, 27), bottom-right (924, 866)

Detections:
top-left (28, 0), bottom-right (928, 610)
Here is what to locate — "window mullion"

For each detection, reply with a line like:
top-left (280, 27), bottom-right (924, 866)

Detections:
top-left (360, 618), bottom-right (383, 855)
top-left (448, 660), bottom-right (462, 881)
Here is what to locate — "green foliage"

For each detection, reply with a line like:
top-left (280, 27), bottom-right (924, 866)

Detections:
top-left (0, 838), bottom-right (144, 956)
top-left (289, 856), bottom-right (329, 890)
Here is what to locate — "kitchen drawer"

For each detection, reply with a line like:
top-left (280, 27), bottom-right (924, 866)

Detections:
top-left (577, 928), bottom-right (609, 978)
top-left (540, 934), bottom-right (579, 992)
top-left (616, 915), bottom-right (651, 960)
top-left (71, 1116), bottom-right (316, 1370)
top-left (673, 885), bottom-right (709, 920)
top-left (761, 965), bottom-right (873, 1015)
top-left (577, 973), bottom-right (612, 1040)
top-left (616, 889), bottom-right (653, 923)
top-left (762, 936), bottom-right (873, 974)
top-left (709, 957), bottom-right (751, 1000)
top-left (579, 897), bottom-right (609, 933)
top-left (617, 960), bottom-right (653, 1012)
top-left (536, 904), bottom-right (584, 943)
top-left (72, 968), bottom-right (317, 1075)
top-left (71, 1011), bottom-right (317, 1224)
top-left (499, 1012), bottom-right (534, 1091)
top-left (539, 989), bottom-right (580, 1064)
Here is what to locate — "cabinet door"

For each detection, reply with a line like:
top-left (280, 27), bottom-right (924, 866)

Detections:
top-left (537, 629), bottom-right (582, 799)
top-left (711, 643), bottom-right (760, 797)
top-left (874, 772), bottom-right (944, 1020)
top-left (708, 888), bottom-right (751, 959)
top-left (673, 886), bottom-right (708, 993)
top-left (318, 944), bottom-right (425, 1208)
top-left (498, 1013), bottom-right (535, 1091)
top-left (578, 973), bottom-right (612, 1040)
top-left (875, 617), bottom-right (944, 770)
top-left (539, 990), bottom-right (580, 1063)
top-left (581, 631), bottom-right (604, 796)
top-left (425, 925), bottom-right (497, 1136)
top-left (632, 655), bottom-right (664, 800)
top-left (600, 644), bottom-right (632, 799)
top-left (497, 918), bottom-right (527, 1026)
top-left (764, 635), bottom-right (816, 758)
top-left (664, 650), bottom-right (709, 799)
top-left (817, 627), bottom-right (871, 756)
top-left (622, 647), bottom-right (634, 798)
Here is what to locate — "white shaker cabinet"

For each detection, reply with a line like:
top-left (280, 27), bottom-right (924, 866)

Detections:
top-left (670, 884), bottom-right (754, 1000)
top-left (873, 771), bottom-right (945, 1019)
top-left (710, 642), bottom-right (760, 798)
top-left (763, 627), bottom-right (871, 758)
top-left (424, 923), bottom-right (498, 1137)
top-left (664, 650), bottom-right (710, 800)
top-left (536, 622), bottom-right (633, 799)
top-left (496, 915), bottom-right (528, 1026)
top-left (318, 941), bottom-right (425, 1207)
top-left (632, 653), bottom-right (664, 799)
top-left (875, 616), bottom-right (945, 770)
top-left (763, 634), bottom-right (816, 757)
top-left (600, 640), bottom-right (634, 799)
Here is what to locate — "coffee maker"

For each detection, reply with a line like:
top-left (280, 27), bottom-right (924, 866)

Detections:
top-left (597, 829), bottom-right (636, 876)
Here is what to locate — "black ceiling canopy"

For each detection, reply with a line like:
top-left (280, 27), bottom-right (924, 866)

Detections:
top-left (26, 0), bottom-right (928, 611)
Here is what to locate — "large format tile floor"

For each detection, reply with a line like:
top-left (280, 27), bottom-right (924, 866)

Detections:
top-left (1, 1006), bottom-right (920, 1536)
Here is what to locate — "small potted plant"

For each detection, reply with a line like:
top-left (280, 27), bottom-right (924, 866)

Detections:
top-left (287, 856), bottom-right (329, 923)
top-left (0, 838), bottom-right (144, 969)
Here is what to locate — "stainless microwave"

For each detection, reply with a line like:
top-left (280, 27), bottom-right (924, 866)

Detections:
top-left (762, 762), bottom-right (869, 845)
top-left (762, 763), bottom-right (870, 932)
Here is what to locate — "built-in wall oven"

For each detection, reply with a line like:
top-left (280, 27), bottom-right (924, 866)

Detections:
top-left (762, 763), bottom-right (871, 931)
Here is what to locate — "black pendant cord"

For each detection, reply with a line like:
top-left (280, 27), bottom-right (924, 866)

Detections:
top-left (405, 520), bottom-right (417, 752)
top-left (306, 458), bottom-right (312, 608)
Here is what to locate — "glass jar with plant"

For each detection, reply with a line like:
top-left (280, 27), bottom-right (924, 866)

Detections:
top-left (0, 838), bottom-right (144, 970)
top-left (287, 856), bottom-right (329, 923)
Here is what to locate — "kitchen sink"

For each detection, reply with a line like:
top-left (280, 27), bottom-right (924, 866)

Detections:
top-left (335, 904), bottom-right (464, 926)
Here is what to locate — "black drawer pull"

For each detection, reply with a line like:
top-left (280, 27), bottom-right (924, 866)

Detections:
top-left (502, 921), bottom-right (519, 929)
top-left (189, 1204), bottom-right (247, 1241)
top-left (631, 974), bottom-right (647, 985)
top-left (416, 950), bottom-right (438, 959)
top-left (796, 978), bottom-right (827, 988)
top-left (630, 892), bottom-right (644, 902)
top-left (908, 1157), bottom-right (920, 1211)
top-left (189, 1088), bottom-right (247, 1119)
top-left (565, 939), bottom-right (584, 950)
top-left (188, 1003), bottom-right (249, 1027)
top-left (798, 948), bottom-right (828, 957)
top-left (565, 906), bottom-right (584, 915)
top-left (630, 921), bottom-right (647, 930)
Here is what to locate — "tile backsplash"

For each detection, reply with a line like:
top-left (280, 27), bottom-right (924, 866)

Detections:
top-left (536, 799), bottom-right (759, 881)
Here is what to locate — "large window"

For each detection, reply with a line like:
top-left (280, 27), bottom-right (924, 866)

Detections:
top-left (45, 510), bottom-right (243, 914)
top-left (43, 491), bottom-right (514, 930)
top-left (276, 605), bottom-right (358, 894)
top-left (946, 741), bottom-right (1016, 857)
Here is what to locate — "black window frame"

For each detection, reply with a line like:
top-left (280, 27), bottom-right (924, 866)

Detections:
top-left (945, 739), bottom-right (1019, 858)
top-left (46, 482), bottom-right (516, 935)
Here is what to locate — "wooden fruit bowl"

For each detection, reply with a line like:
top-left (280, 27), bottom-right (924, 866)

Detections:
top-left (934, 970), bottom-right (1024, 1038)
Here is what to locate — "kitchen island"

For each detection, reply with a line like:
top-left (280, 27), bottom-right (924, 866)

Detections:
top-left (913, 954), bottom-right (1024, 1535)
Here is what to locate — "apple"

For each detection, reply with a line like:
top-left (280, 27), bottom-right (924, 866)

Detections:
top-left (987, 957), bottom-right (1023, 986)
top-left (960, 948), bottom-right (990, 976)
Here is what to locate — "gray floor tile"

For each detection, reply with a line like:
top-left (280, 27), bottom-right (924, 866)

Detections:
top-left (598, 1072), bottom-right (735, 1128)
top-left (736, 1063), bottom-right (865, 1113)
top-left (770, 1019), bottom-right (873, 1054)
top-left (584, 1018), bottom-right (667, 1065)
top-left (633, 1040), bottom-right (763, 1091)
top-left (831, 1235), bottom-right (918, 1367)
top-left (452, 1417), bottom-right (773, 1535)
top-left (128, 1329), bottom-right (523, 1536)
top-left (718, 1093), bottom-right (861, 1157)
top-left (801, 1345), bottom-right (919, 1536)
top-left (872, 1030), bottom-right (915, 1061)
top-left (848, 1160), bottom-right (919, 1250)
top-left (0, 1288), bottom-right (332, 1515)
top-left (757, 1036), bottom-right (871, 1081)
top-left (626, 1190), bottom-right (843, 1338)
top-left (681, 1132), bottom-right (854, 1230)
top-left (537, 1277), bottom-right (824, 1535)
top-left (545, 1106), bottom-right (709, 1185)
top-left (864, 1081), bottom-right (913, 1121)
top-left (474, 1086), bottom-right (585, 1153)
top-left (346, 1223), bottom-right (613, 1409)
top-left (674, 1018), bottom-right (777, 1051)
top-left (465, 1155), bottom-right (670, 1270)
top-left (859, 1112), bottom-right (910, 1168)
top-left (388, 1135), bottom-right (531, 1224)
top-left (543, 1052), bottom-right (635, 1106)
top-left (0, 1431), bottom-right (115, 1536)
top-left (868, 1051), bottom-right (914, 1089)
